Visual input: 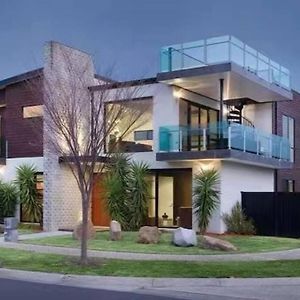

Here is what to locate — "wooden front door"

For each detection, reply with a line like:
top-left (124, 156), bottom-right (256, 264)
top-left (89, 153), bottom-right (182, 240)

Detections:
top-left (92, 174), bottom-right (110, 226)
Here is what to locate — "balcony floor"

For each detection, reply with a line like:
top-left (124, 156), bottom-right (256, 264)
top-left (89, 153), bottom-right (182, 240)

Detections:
top-left (156, 149), bottom-right (292, 169)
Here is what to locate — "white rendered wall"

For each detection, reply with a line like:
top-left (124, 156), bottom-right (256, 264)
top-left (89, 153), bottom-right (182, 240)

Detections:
top-left (243, 103), bottom-right (273, 134)
top-left (0, 157), bottom-right (43, 182)
top-left (217, 160), bottom-right (274, 233)
top-left (191, 160), bottom-right (274, 233)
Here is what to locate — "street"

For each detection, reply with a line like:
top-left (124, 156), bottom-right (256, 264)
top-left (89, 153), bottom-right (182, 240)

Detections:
top-left (0, 278), bottom-right (253, 300)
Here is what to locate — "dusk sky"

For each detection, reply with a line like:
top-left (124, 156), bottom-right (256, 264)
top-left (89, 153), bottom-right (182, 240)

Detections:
top-left (1, 0), bottom-right (300, 89)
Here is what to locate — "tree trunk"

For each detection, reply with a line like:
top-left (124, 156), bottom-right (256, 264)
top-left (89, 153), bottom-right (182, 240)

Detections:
top-left (80, 192), bottom-right (89, 265)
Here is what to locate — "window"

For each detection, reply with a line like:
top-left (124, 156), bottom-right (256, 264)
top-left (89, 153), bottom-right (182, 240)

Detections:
top-left (23, 105), bottom-right (43, 118)
top-left (282, 115), bottom-right (294, 162)
top-left (283, 179), bottom-right (295, 192)
top-left (134, 130), bottom-right (153, 141)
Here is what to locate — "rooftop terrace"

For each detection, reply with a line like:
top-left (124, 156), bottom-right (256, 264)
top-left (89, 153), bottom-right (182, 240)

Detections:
top-left (160, 35), bottom-right (290, 91)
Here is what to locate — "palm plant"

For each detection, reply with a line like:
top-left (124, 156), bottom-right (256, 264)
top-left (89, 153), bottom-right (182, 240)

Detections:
top-left (193, 168), bottom-right (220, 234)
top-left (15, 164), bottom-right (42, 223)
top-left (0, 182), bottom-right (18, 219)
top-left (127, 161), bottom-right (150, 230)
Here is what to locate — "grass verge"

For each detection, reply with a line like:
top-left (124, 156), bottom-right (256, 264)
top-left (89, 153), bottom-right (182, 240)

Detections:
top-left (22, 231), bottom-right (300, 255)
top-left (1, 248), bottom-right (300, 277)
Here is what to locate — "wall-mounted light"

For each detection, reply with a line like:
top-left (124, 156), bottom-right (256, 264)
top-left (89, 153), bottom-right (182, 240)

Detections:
top-left (173, 88), bottom-right (183, 99)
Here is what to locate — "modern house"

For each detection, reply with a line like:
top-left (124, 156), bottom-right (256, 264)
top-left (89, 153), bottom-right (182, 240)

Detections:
top-left (0, 36), bottom-right (298, 233)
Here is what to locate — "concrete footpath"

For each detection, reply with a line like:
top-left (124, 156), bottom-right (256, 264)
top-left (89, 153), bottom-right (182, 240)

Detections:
top-left (1, 231), bottom-right (300, 261)
top-left (1, 268), bottom-right (300, 300)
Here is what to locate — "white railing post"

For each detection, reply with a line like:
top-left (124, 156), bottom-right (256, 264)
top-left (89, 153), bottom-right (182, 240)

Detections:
top-left (279, 140), bottom-right (283, 161)
top-left (269, 138), bottom-right (272, 158)
top-left (243, 128), bottom-right (246, 152)
top-left (228, 126), bottom-right (231, 149)
top-left (179, 129), bottom-right (183, 152)
top-left (203, 128), bottom-right (207, 151)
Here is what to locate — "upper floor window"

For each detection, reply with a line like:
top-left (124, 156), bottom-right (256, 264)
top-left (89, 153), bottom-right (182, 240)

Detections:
top-left (23, 105), bottom-right (43, 118)
top-left (282, 115), bottom-right (294, 162)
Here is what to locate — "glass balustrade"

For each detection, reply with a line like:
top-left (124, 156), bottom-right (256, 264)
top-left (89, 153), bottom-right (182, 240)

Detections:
top-left (159, 122), bottom-right (291, 161)
top-left (160, 35), bottom-right (290, 90)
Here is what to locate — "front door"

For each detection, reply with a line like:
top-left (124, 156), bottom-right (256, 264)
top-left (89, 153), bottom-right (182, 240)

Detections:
top-left (91, 174), bottom-right (110, 226)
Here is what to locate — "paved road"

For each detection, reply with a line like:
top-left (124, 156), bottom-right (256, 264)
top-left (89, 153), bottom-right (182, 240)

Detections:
top-left (0, 278), bottom-right (251, 300)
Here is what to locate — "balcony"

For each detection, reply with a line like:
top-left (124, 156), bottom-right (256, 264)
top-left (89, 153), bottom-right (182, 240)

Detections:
top-left (157, 122), bottom-right (291, 169)
top-left (158, 35), bottom-right (293, 102)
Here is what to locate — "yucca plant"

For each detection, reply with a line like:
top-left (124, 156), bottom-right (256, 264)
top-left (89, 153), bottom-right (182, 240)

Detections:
top-left (127, 161), bottom-right (150, 230)
top-left (193, 168), bottom-right (220, 234)
top-left (15, 164), bottom-right (42, 223)
top-left (0, 182), bottom-right (18, 218)
top-left (104, 153), bottom-right (131, 229)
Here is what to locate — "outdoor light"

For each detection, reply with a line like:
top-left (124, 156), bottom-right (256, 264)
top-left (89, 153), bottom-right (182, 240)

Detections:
top-left (173, 89), bottom-right (183, 99)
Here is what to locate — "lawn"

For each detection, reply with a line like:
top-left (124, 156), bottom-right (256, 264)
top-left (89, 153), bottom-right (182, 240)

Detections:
top-left (0, 223), bottom-right (42, 237)
top-left (22, 231), bottom-right (300, 255)
top-left (1, 248), bottom-right (300, 277)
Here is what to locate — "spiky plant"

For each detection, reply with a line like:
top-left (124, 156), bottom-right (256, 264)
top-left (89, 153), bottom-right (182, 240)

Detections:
top-left (0, 182), bottom-right (18, 218)
top-left (15, 164), bottom-right (42, 223)
top-left (127, 161), bottom-right (150, 230)
top-left (193, 168), bottom-right (220, 234)
top-left (104, 153), bottom-right (131, 229)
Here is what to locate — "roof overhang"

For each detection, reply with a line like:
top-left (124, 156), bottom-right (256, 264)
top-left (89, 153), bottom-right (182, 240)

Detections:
top-left (156, 149), bottom-right (292, 169)
top-left (58, 156), bottom-right (110, 164)
top-left (157, 63), bottom-right (293, 102)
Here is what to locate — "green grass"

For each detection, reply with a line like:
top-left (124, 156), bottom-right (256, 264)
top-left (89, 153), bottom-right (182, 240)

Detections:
top-left (1, 248), bottom-right (300, 277)
top-left (0, 223), bottom-right (42, 237)
top-left (22, 231), bottom-right (300, 255)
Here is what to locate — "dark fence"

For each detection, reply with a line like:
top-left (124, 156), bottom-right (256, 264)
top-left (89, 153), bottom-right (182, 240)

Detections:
top-left (242, 192), bottom-right (300, 238)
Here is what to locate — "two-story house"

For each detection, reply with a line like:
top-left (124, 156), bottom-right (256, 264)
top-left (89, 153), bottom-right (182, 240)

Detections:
top-left (0, 37), bottom-right (297, 233)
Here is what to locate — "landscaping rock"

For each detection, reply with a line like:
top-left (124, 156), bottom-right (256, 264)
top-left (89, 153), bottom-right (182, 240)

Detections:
top-left (72, 220), bottom-right (96, 240)
top-left (137, 226), bottom-right (160, 244)
top-left (173, 227), bottom-right (197, 247)
top-left (200, 235), bottom-right (237, 251)
top-left (109, 220), bottom-right (122, 241)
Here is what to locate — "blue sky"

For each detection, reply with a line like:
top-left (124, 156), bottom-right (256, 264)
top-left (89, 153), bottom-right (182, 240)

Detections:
top-left (1, 0), bottom-right (300, 89)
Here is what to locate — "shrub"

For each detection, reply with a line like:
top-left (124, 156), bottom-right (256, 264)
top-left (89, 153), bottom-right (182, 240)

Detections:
top-left (15, 164), bottom-right (42, 223)
top-left (223, 202), bottom-right (256, 235)
top-left (0, 182), bottom-right (18, 219)
top-left (104, 153), bottom-right (131, 229)
top-left (127, 161), bottom-right (150, 230)
top-left (104, 153), bottom-right (150, 230)
top-left (193, 168), bottom-right (220, 234)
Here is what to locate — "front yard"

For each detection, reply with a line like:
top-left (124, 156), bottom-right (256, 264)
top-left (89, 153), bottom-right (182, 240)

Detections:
top-left (22, 231), bottom-right (300, 255)
top-left (1, 248), bottom-right (300, 278)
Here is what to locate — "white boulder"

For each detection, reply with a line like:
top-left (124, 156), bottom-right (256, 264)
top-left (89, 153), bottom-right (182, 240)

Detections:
top-left (172, 227), bottom-right (197, 247)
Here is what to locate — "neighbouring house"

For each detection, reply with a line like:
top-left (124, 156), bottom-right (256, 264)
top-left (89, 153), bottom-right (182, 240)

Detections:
top-left (0, 36), bottom-right (298, 233)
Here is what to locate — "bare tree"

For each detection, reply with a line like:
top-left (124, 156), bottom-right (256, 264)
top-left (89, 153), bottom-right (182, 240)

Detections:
top-left (30, 46), bottom-right (149, 265)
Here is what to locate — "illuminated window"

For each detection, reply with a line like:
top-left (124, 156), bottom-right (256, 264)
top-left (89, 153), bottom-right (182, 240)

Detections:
top-left (23, 105), bottom-right (43, 118)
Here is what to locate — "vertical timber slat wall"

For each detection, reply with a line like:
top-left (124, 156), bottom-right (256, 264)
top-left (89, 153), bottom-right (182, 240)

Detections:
top-left (242, 192), bottom-right (300, 237)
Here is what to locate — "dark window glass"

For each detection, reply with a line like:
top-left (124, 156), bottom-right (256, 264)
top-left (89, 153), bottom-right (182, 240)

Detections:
top-left (134, 130), bottom-right (153, 141)
top-left (283, 179), bottom-right (295, 192)
top-left (282, 115), bottom-right (295, 162)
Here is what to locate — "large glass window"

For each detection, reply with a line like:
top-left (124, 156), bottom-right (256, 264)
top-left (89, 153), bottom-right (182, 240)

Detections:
top-left (282, 115), bottom-right (294, 162)
top-left (106, 98), bottom-right (153, 153)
